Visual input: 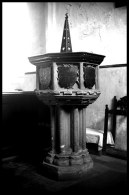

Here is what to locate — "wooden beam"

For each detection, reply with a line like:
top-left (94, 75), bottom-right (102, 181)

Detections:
top-left (100, 64), bottom-right (127, 68)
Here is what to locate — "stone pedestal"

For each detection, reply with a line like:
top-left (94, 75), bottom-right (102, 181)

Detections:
top-left (29, 52), bottom-right (105, 180)
top-left (42, 105), bottom-right (94, 180)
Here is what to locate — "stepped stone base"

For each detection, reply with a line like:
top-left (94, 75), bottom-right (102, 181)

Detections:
top-left (42, 156), bottom-right (93, 181)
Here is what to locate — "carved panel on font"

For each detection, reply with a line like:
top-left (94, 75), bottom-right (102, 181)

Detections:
top-left (83, 65), bottom-right (95, 89)
top-left (58, 64), bottom-right (79, 89)
top-left (39, 67), bottom-right (51, 90)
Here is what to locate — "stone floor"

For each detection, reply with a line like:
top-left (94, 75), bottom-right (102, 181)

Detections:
top-left (1, 152), bottom-right (127, 195)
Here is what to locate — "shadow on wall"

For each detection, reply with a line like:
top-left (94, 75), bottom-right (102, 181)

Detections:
top-left (86, 96), bottom-right (118, 133)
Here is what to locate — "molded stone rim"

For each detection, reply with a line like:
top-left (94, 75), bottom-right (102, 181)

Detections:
top-left (29, 52), bottom-right (105, 65)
